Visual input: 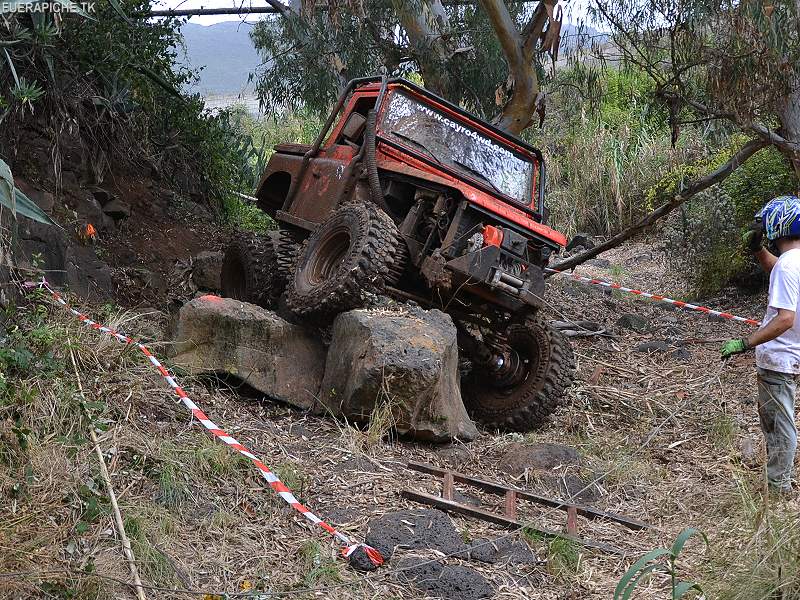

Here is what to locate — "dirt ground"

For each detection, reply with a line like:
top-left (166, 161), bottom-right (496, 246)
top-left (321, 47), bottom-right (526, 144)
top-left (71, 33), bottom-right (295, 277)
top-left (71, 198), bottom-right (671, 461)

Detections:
top-left (2, 240), bottom-right (796, 599)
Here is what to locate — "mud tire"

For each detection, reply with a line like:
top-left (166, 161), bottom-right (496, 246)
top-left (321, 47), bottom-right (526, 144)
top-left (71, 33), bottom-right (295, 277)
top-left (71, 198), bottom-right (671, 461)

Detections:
top-left (285, 202), bottom-right (404, 320)
top-left (221, 231), bottom-right (283, 309)
top-left (462, 315), bottom-right (575, 431)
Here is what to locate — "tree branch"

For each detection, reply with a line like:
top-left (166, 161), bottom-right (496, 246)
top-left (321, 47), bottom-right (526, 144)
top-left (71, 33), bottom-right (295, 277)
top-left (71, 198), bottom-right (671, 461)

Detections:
top-left (551, 138), bottom-right (769, 272)
top-left (392, 0), bottom-right (455, 98)
top-left (663, 92), bottom-right (800, 158)
top-left (263, 0), bottom-right (292, 19)
top-left (521, 2), bottom-right (548, 61)
top-left (480, 0), bottom-right (527, 74)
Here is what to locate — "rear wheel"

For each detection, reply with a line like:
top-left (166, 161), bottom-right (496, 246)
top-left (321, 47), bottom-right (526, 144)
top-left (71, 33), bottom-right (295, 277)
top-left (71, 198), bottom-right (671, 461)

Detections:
top-left (285, 202), bottom-right (405, 320)
top-left (221, 231), bottom-right (283, 309)
top-left (461, 314), bottom-right (575, 431)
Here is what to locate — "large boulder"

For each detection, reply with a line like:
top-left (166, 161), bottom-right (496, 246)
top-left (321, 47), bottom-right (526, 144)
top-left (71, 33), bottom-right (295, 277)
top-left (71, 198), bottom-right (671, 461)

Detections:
top-left (170, 296), bottom-right (326, 409)
top-left (319, 306), bottom-right (478, 442)
top-left (16, 218), bottom-right (113, 301)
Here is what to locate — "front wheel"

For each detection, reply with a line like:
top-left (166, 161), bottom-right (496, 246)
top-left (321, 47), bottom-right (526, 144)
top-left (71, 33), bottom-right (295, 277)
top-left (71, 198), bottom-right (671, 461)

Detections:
top-left (461, 315), bottom-right (575, 431)
top-left (285, 202), bottom-right (405, 321)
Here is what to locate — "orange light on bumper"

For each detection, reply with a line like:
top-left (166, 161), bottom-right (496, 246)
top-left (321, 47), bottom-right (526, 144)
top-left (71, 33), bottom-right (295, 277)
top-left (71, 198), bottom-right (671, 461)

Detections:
top-left (482, 225), bottom-right (503, 247)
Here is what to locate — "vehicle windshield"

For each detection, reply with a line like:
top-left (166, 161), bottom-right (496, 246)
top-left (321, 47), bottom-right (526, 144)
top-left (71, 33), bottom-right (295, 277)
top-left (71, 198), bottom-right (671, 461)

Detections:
top-left (379, 90), bottom-right (534, 203)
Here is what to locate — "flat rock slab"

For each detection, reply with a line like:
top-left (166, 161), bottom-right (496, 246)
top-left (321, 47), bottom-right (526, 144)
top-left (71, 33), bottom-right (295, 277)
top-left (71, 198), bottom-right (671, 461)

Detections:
top-left (498, 443), bottom-right (600, 502)
top-left (172, 298), bottom-right (477, 443)
top-left (320, 306), bottom-right (478, 442)
top-left (170, 296), bottom-right (325, 409)
top-left (397, 557), bottom-right (494, 600)
top-left (365, 509), bottom-right (468, 561)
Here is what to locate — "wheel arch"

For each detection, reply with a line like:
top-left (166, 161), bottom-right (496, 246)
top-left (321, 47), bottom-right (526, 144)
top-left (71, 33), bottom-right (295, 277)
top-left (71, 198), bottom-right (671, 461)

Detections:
top-left (256, 170), bottom-right (293, 215)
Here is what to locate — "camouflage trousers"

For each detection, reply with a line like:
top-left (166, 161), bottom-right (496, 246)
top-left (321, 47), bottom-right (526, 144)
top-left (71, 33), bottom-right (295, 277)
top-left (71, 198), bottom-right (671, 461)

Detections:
top-left (757, 367), bottom-right (799, 491)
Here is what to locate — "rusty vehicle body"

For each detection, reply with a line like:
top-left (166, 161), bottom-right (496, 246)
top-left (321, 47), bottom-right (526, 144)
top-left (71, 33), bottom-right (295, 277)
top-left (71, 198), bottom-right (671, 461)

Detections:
top-left (255, 77), bottom-right (565, 311)
top-left (222, 77), bottom-right (574, 431)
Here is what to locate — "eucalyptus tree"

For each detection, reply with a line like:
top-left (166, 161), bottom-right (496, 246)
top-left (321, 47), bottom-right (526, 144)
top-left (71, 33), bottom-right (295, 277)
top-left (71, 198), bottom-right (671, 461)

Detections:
top-left (250, 0), bottom-right (564, 135)
top-left (551, 0), bottom-right (800, 269)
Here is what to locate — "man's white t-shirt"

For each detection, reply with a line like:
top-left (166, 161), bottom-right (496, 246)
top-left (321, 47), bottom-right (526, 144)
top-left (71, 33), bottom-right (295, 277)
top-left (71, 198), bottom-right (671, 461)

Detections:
top-left (756, 247), bottom-right (800, 374)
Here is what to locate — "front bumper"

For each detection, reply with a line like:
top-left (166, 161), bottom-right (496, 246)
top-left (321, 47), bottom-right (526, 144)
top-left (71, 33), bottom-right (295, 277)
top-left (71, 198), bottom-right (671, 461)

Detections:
top-left (431, 244), bottom-right (546, 310)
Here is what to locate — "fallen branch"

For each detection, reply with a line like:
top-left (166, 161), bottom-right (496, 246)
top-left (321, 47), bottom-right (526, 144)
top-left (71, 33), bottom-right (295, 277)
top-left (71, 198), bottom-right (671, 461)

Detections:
top-left (551, 138), bottom-right (768, 272)
top-left (551, 320), bottom-right (610, 337)
top-left (68, 342), bottom-right (147, 600)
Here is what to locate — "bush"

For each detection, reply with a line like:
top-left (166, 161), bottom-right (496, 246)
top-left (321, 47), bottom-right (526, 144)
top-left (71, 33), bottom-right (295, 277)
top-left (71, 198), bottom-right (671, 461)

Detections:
top-left (661, 145), bottom-right (798, 295)
top-left (218, 107), bottom-right (322, 230)
top-left (535, 66), bottom-right (702, 238)
top-left (0, 1), bottom-right (262, 211)
top-left (222, 196), bottom-right (275, 233)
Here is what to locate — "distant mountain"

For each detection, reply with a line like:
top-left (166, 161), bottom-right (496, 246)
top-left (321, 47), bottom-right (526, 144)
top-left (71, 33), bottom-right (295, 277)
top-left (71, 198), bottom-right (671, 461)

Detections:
top-left (179, 21), bottom-right (264, 96)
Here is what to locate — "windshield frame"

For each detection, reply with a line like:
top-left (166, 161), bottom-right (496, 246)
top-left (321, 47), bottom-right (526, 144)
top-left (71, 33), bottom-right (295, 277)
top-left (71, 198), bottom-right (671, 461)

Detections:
top-left (375, 84), bottom-right (542, 214)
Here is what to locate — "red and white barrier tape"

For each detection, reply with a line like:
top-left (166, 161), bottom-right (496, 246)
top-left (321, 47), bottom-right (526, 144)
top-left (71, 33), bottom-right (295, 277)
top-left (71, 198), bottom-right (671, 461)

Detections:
top-left (545, 268), bottom-right (762, 327)
top-left (25, 279), bottom-right (384, 568)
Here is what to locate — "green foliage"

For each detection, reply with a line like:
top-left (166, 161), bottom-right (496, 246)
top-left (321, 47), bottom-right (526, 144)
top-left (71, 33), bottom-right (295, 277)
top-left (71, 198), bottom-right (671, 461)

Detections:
top-left (707, 413), bottom-right (738, 450)
top-left (547, 537), bottom-right (581, 578)
top-left (157, 461), bottom-right (190, 510)
top-left (222, 196), bottom-right (275, 232)
top-left (273, 463), bottom-right (307, 496)
top-left (0, 158), bottom-right (57, 225)
top-left (69, 479), bottom-right (110, 536)
top-left (539, 65), bottom-right (697, 237)
top-left (615, 528), bottom-right (707, 599)
top-left (250, 2), bottom-right (542, 120)
top-left (297, 540), bottom-right (342, 587)
top-left (662, 144), bottom-right (797, 295)
top-left (710, 504), bottom-right (800, 599)
top-left (0, 303), bottom-right (66, 403)
top-left (1, 2), bottom-right (262, 208)
top-left (123, 513), bottom-right (176, 585)
top-left (724, 145), bottom-right (799, 225)
top-left (219, 108), bottom-right (323, 230)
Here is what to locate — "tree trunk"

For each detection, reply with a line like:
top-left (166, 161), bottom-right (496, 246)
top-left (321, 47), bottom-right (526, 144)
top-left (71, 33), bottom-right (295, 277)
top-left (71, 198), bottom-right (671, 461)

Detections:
top-left (550, 139), bottom-right (769, 272)
top-left (481, 0), bottom-right (558, 135)
top-left (778, 80), bottom-right (800, 183)
top-left (392, 0), bottom-right (456, 100)
top-left (480, 0), bottom-right (540, 134)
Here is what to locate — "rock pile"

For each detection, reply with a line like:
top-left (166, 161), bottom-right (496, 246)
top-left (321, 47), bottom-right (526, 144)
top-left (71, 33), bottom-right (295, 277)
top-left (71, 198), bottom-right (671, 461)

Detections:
top-left (170, 296), bottom-right (478, 442)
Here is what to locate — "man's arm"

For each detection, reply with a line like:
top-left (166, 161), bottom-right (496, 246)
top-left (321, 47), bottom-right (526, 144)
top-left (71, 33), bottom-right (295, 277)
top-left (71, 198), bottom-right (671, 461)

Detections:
top-left (755, 247), bottom-right (778, 273)
top-left (721, 307), bottom-right (795, 358)
top-left (746, 308), bottom-right (795, 347)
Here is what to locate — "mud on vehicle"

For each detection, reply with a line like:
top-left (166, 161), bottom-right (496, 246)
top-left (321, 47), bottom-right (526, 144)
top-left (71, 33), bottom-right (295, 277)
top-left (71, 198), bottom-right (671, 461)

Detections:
top-left (222, 77), bottom-right (574, 432)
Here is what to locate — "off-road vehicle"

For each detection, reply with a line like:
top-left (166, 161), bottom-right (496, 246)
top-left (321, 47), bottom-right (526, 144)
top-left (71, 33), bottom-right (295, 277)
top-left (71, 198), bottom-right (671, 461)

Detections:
top-left (222, 77), bottom-right (574, 431)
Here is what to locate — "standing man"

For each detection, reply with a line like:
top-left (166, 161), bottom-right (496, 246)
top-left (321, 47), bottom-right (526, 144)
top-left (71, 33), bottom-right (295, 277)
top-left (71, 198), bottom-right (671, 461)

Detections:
top-left (722, 195), bottom-right (800, 496)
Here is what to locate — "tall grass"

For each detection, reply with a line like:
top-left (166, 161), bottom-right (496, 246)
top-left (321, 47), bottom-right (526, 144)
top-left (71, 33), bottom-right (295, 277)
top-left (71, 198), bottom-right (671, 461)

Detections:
top-left (705, 478), bottom-right (800, 599)
top-left (542, 122), bottom-right (700, 238)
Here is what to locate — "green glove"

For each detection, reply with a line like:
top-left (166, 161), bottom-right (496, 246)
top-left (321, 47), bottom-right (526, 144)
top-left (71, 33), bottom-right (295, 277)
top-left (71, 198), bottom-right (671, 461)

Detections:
top-left (721, 338), bottom-right (750, 358)
top-left (742, 219), bottom-right (764, 253)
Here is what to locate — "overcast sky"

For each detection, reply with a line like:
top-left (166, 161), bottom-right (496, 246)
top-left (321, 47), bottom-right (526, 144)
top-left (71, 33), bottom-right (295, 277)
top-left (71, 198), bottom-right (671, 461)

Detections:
top-left (157, 0), bottom-right (592, 27)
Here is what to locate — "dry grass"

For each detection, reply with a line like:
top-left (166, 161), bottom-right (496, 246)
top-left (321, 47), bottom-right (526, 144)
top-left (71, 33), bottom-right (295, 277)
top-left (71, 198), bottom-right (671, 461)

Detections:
top-left (2, 243), bottom-right (799, 598)
top-left (543, 125), bottom-right (700, 239)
